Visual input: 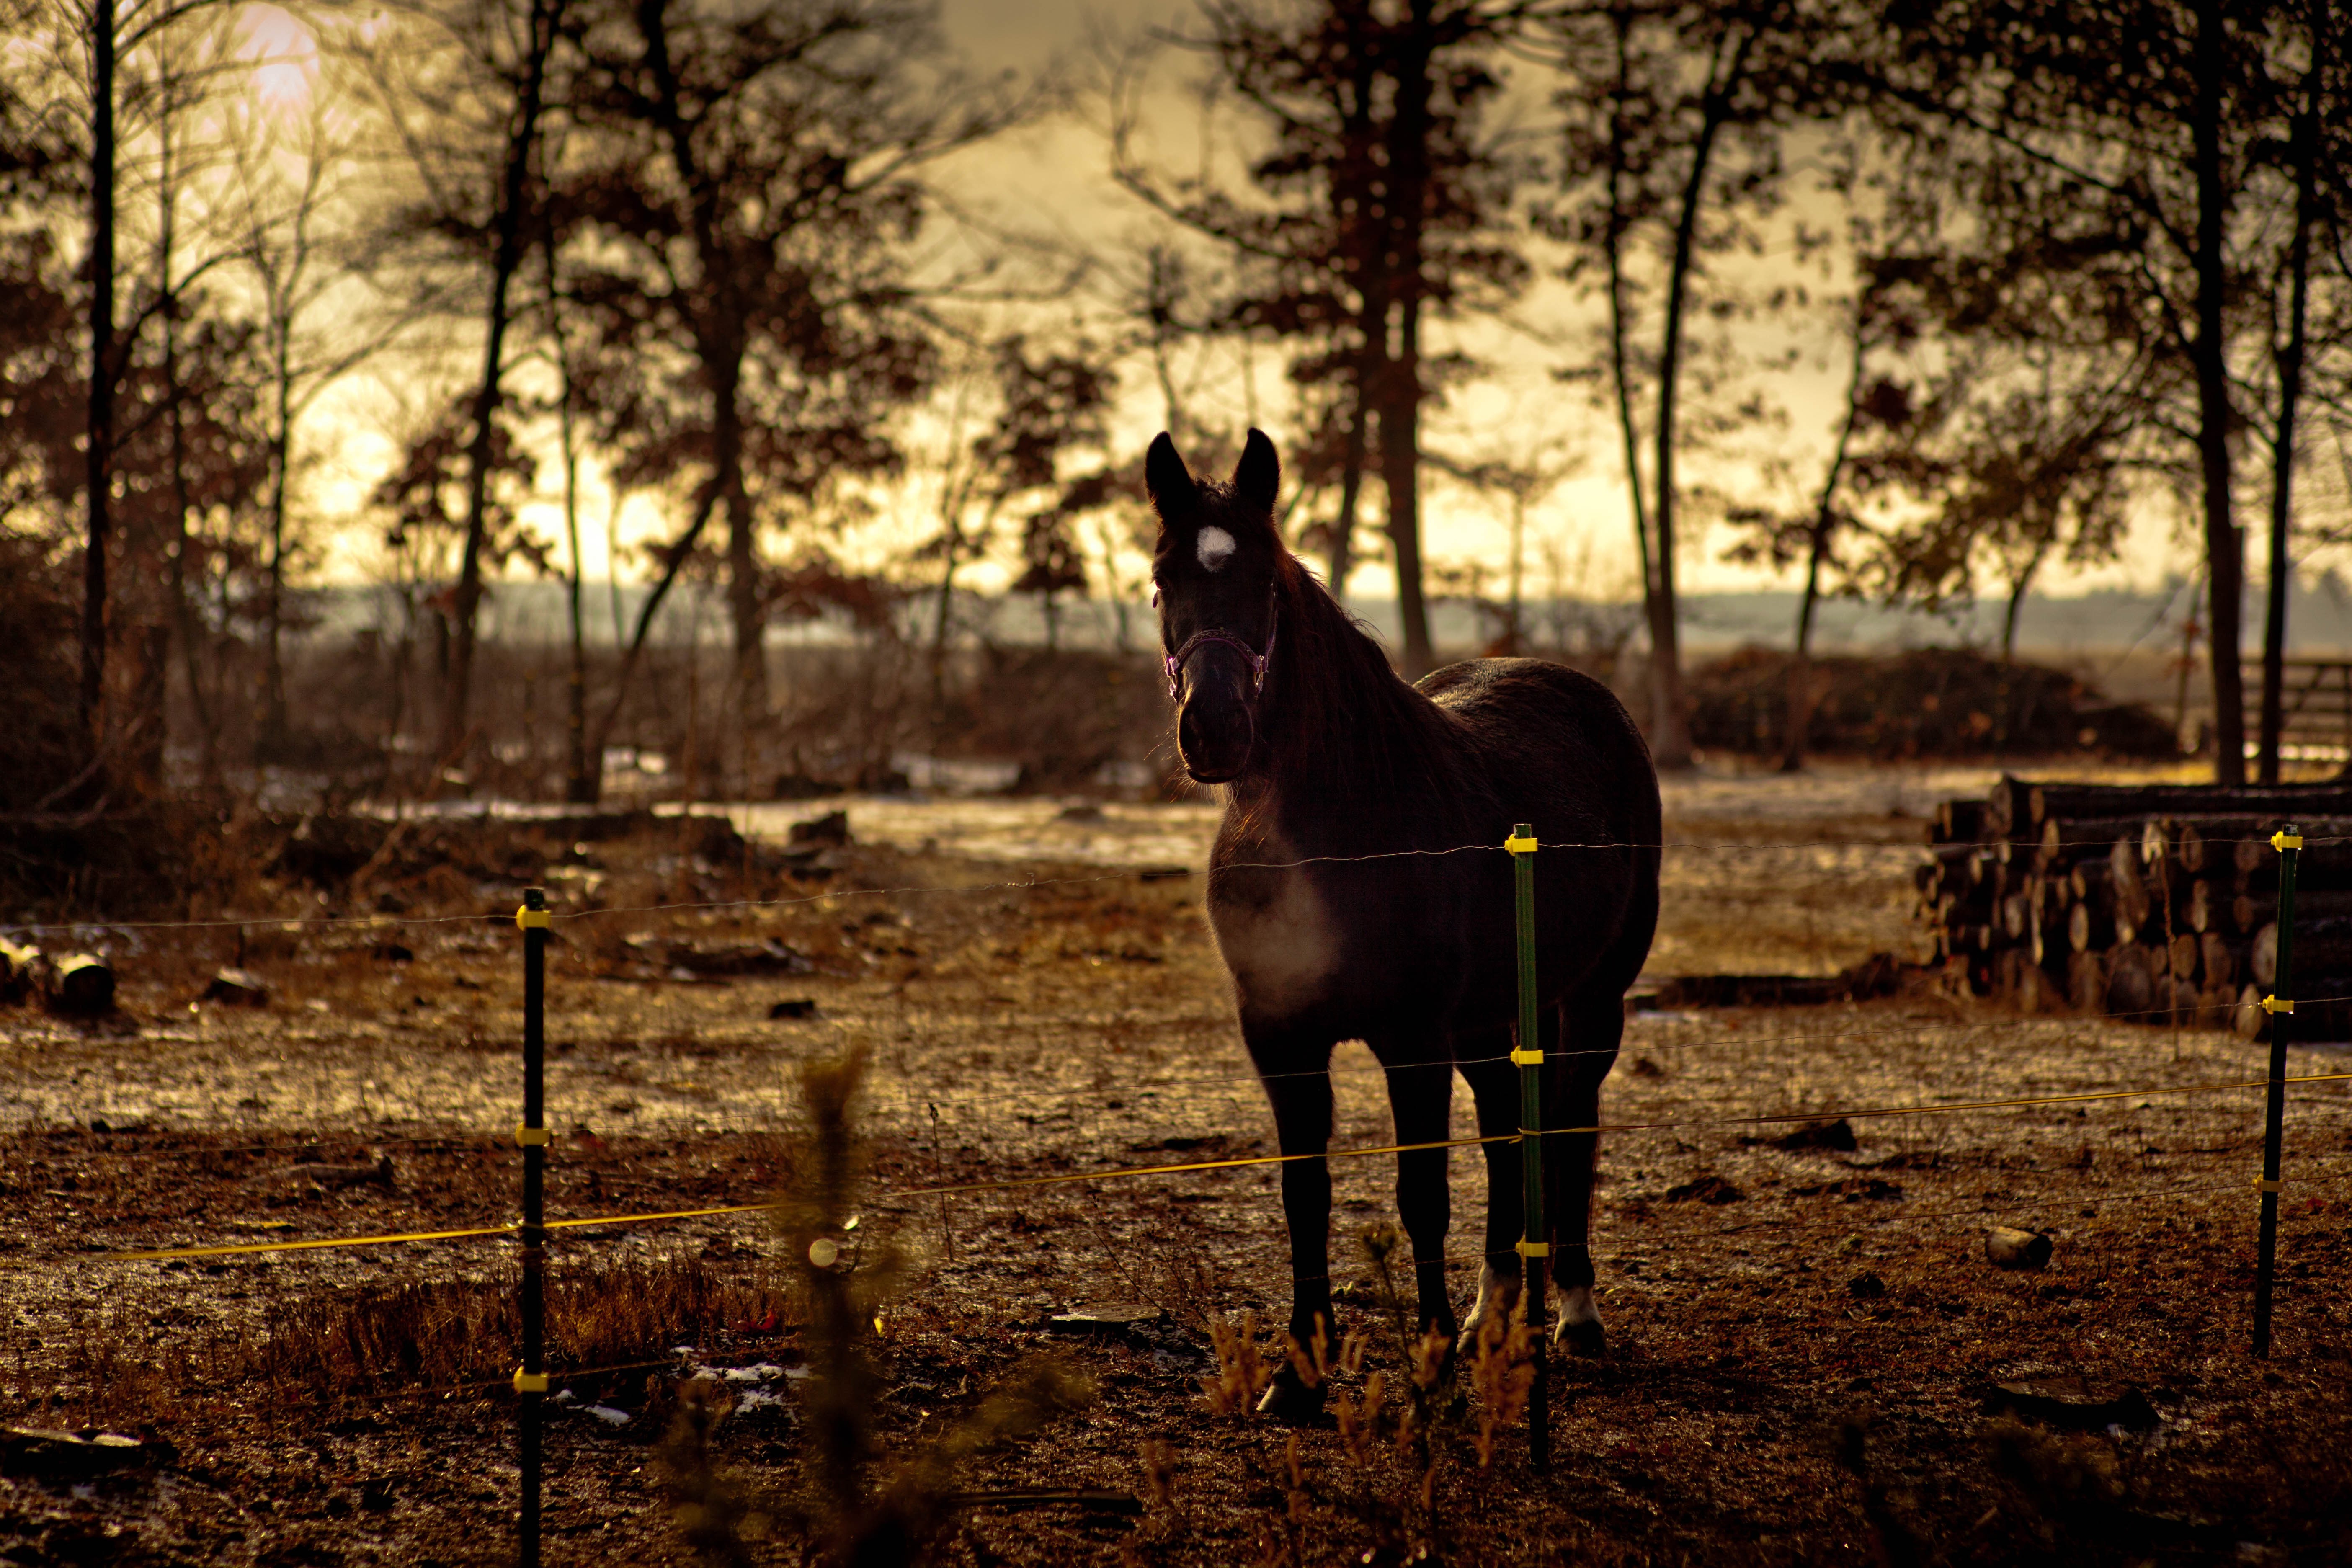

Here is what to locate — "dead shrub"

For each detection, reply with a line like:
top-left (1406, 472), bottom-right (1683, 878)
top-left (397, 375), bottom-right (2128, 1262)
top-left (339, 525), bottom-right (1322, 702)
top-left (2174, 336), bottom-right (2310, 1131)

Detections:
top-left (209, 1255), bottom-right (789, 1402)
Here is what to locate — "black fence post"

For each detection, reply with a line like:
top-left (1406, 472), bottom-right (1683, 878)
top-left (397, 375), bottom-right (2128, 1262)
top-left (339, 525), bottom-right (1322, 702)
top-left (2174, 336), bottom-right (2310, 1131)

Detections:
top-left (2254, 828), bottom-right (2299, 1358)
top-left (1507, 824), bottom-right (1550, 1474)
top-left (516, 888), bottom-right (551, 1563)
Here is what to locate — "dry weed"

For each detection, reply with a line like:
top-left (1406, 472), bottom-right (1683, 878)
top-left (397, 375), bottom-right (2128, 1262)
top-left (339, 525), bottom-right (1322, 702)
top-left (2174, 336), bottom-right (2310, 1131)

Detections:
top-left (664, 1376), bottom-right (759, 1568)
top-left (209, 1255), bottom-right (787, 1402)
top-left (1466, 1300), bottom-right (1534, 1468)
top-left (1202, 1311), bottom-right (1274, 1418)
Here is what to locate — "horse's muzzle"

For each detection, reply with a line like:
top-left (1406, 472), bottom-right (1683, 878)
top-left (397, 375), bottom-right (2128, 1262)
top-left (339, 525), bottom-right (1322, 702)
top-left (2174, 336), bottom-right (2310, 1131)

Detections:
top-left (1177, 662), bottom-right (1257, 783)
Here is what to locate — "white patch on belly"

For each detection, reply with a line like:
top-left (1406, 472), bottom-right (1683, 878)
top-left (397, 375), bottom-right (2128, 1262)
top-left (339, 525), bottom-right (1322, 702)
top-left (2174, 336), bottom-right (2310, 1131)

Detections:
top-left (1209, 857), bottom-right (1338, 1021)
top-left (1196, 525), bottom-right (1236, 572)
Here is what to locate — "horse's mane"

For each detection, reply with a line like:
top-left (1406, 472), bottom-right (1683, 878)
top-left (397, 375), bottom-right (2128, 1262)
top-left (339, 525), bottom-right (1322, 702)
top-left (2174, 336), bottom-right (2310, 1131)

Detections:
top-left (1225, 549), bottom-right (1479, 843)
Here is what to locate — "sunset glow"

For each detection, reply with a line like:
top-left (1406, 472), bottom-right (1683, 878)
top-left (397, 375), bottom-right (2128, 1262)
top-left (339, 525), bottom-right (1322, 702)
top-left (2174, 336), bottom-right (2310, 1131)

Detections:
top-left (238, 2), bottom-right (316, 110)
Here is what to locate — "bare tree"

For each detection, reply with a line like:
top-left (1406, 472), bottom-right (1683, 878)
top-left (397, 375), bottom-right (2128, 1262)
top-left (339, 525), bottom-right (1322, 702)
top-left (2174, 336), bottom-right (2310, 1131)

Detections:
top-left (441, 0), bottom-right (562, 774)
top-left (562, 0), bottom-right (1017, 756)
top-left (1868, 0), bottom-right (2298, 782)
top-left (1110, 0), bottom-right (1528, 677)
top-left (1540, 0), bottom-right (1869, 768)
top-left (46, 0), bottom-right (238, 776)
top-left (222, 60), bottom-right (387, 756)
top-left (534, 143), bottom-right (596, 803)
top-left (2257, 0), bottom-right (2337, 781)
top-left (127, 13), bottom-right (276, 786)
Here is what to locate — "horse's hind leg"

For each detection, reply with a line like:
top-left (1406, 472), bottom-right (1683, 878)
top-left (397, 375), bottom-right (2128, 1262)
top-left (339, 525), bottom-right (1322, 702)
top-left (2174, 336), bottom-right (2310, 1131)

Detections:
top-left (1549, 989), bottom-right (1624, 1354)
top-left (1461, 1015), bottom-right (1553, 1332)
top-left (1381, 1056), bottom-right (1459, 1343)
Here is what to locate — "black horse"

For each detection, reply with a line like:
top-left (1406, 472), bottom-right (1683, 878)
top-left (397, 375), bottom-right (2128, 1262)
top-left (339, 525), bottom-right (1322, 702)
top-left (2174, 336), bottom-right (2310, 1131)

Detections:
top-left (1147, 428), bottom-right (1661, 1418)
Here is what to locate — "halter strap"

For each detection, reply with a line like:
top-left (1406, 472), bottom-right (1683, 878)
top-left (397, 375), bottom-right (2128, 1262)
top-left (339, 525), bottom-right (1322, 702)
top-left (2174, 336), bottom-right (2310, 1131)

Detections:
top-left (1165, 583), bottom-right (1280, 702)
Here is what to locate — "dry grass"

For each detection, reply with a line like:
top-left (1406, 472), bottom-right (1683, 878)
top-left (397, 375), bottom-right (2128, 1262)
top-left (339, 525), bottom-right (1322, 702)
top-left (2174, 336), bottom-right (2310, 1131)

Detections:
top-left (236, 1257), bottom-right (794, 1400)
top-left (26, 1256), bottom-right (794, 1429)
top-left (5, 780), bottom-right (2352, 1565)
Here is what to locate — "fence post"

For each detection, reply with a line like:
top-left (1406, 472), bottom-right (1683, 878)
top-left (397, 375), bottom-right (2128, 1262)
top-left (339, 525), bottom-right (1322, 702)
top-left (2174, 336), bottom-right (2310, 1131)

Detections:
top-left (515, 887), bottom-right (552, 1563)
top-left (2254, 827), bottom-right (2300, 1358)
top-left (1506, 823), bottom-right (1549, 1474)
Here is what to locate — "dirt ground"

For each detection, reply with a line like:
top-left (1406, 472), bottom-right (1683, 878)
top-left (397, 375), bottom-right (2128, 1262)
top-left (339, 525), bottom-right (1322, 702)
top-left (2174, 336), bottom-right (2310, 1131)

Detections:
top-left (3, 763), bottom-right (2349, 1566)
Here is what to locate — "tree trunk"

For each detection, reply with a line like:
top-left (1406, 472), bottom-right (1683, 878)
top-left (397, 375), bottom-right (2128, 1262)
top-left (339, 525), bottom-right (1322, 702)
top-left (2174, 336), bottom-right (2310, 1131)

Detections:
top-left (1785, 529), bottom-right (1826, 774)
top-left (565, 530), bottom-right (591, 806)
top-left (1783, 320), bottom-right (1866, 773)
top-left (2259, 0), bottom-right (2323, 784)
top-left (1328, 388), bottom-right (1367, 596)
top-left (1994, 541), bottom-right (2050, 753)
top-left (1504, 490), bottom-right (1526, 654)
top-left (549, 252), bottom-right (595, 804)
top-left (1145, 246), bottom-right (1187, 444)
top-left (716, 361), bottom-right (767, 734)
top-left (2027, 782), bottom-right (2352, 829)
top-left (80, 0), bottom-right (116, 773)
top-left (2254, 915), bottom-right (2352, 988)
top-left (165, 276), bottom-right (215, 786)
top-left (441, 0), bottom-right (556, 774)
top-left (2000, 565), bottom-right (2032, 664)
top-left (1380, 366), bottom-right (1432, 678)
top-left (260, 343), bottom-right (294, 755)
top-left (1328, 14), bottom-right (1380, 601)
top-left (930, 517), bottom-right (960, 706)
top-left (606, 486), bottom-right (628, 651)
top-left (2194, 0), bottom-right (2246, 784)
top-left (157, 87), bottom-right (211, 790)
top-left (1605, 5), bottom-right (1652, 605)
top-left (1380, 0), bottom-right (1436, 678)
top-left (1649, 24), bottom-right (1753, 770)
top-left (631, 0), bottom-right (770, 758)
top-left (590, 480), bottom-right (721, 768)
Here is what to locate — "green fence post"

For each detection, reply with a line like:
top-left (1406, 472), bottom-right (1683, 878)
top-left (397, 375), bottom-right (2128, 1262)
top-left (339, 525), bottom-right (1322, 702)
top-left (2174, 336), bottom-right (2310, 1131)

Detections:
top-left (516, 888), bottom-right (552, 1563)
top-left (2254, 828), bottom-right (2299, 1358)
top-left (1507, 823), bottom-right (1549, 1474)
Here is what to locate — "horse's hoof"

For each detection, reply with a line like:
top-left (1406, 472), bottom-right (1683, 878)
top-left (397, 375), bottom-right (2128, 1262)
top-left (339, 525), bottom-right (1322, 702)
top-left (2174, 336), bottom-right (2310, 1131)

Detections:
top-left (1555, 1315), bottom-right (1607, 1356)
top-left (1256, 1367), bottom-right (1328, 1423)
top-left (1468, 1262), bottom-right (1520, 1334)
top-left (1554, 1286), bottom-right (1606, 1356)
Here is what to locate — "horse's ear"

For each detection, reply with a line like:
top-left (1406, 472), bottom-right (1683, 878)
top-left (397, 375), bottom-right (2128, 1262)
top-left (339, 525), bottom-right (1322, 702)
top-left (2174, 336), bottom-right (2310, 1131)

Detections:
top-left (1233, 428), bottom-right (1279, 516)
top-left (1145, 433), bottom-right (1197, 527)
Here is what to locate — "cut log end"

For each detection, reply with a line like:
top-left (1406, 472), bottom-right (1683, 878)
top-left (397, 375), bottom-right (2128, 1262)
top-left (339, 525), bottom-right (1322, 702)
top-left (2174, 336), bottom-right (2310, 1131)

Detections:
top-left (46, 954), bottom-right (114, 1016)
top-left (1985, 1226), bottom-right (2053, 1270)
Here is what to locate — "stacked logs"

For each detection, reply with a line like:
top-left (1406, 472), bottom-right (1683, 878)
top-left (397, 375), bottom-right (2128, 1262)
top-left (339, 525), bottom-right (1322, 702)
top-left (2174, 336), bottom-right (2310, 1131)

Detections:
top-left (0, 936), bottom-right (114, 1014)
top-left (1917, 777), bottom-right (2352, 1039)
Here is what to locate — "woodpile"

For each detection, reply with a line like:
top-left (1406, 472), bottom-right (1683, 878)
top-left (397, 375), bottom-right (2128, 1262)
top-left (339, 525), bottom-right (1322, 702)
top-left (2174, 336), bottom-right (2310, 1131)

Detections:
top-left (1918, 776), bottom-right (2352, 1040)
top-left (0, 937), bottom-right (116, 1014)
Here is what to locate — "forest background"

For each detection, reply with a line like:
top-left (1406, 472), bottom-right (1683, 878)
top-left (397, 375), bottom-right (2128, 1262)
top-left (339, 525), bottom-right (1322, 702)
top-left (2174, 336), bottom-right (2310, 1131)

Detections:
top-left (9, 0), bottom-right (2352, 818)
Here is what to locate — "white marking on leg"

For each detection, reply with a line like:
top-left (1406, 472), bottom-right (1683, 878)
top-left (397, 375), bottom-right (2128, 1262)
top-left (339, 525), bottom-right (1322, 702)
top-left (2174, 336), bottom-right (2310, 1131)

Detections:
top-left (1468, 1261), bottom-right (1522, 1332)
top-left (1554, 1283), bottom-right (1602, 1346)
top-left (1196, 525), bottom-right (1236, 572)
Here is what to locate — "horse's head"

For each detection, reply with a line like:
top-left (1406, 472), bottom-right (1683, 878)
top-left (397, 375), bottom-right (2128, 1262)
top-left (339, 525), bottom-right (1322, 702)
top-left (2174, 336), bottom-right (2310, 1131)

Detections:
top-left (1147, 428), bottom-right (1283, 785)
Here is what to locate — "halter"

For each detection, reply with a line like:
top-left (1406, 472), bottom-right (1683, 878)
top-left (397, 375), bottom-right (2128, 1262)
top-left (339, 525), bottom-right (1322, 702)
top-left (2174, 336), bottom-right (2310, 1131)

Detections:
top-left (1164, 582), bottom-right (1280, 703)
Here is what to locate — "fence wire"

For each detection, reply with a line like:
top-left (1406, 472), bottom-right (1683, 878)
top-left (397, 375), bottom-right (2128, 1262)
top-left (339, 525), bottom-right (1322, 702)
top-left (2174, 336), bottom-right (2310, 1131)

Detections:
top-left (16, 822), bottom-right (2342, 940)
top-left (16, 815), bottom-right (2351, 1431)
top-left (83, 1069), bottom-right (2352, 1264)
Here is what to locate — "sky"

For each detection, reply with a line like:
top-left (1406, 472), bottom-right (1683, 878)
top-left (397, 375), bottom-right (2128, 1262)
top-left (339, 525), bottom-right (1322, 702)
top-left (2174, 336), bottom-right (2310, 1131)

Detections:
top-left (225, 0), bottom-right (2228, 613)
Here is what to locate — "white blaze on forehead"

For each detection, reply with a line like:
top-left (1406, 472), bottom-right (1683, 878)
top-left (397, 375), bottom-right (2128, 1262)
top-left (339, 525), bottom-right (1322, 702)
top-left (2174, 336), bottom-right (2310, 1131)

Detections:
top-left (1196, 525), bottom-right (1237, 572)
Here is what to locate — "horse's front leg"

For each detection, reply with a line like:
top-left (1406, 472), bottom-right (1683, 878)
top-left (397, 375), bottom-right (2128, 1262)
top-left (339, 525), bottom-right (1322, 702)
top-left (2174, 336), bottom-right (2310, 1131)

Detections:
top-left (1250, 1034), bottom-right (1334, 1420)
top-left (1382, 1055), bottom-right (1460, 1347)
